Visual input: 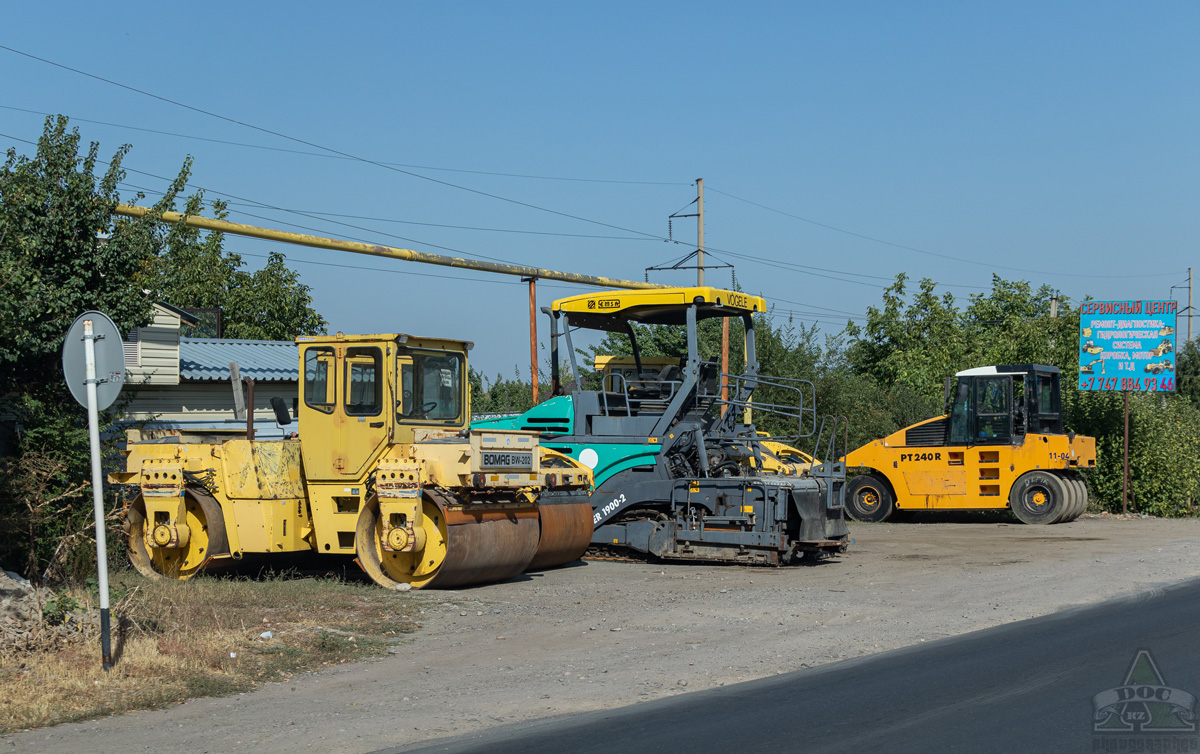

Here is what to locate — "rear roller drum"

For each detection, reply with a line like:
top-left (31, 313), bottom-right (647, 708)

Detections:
top-left (125, 490), bottom-right (228, 580)
top-left (528, 498), bottom-right (594, 571)
top-left (1009, 471), bottom-right (1069, 525)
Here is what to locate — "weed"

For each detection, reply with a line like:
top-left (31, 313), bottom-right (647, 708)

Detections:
top-left (41, 589), bottom-right (80, 626)
top-left (0, 571), bottom-right (418, 734)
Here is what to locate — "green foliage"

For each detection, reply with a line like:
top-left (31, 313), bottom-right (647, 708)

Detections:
top-left (470, 367), bottom-right (538, 414)
top-left (0, 115), bottom-right (329, 583)
top-left (155, 194), bottom-right (327, 340)
top-left (0, 115), bottom-right (182, 392)
top-left (42, 588), bottom-right (80, 626)
top-left (0, 116), bottom-right (191, 580)
top-left (1071, 390), bottom-right (1200, 516)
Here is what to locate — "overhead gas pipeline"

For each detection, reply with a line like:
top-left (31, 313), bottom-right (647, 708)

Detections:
top-left (113, 204), bottom-right (668, 290)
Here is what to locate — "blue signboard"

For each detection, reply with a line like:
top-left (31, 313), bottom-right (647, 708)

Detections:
top-left (1078, 300), bottom-right (1177, 391)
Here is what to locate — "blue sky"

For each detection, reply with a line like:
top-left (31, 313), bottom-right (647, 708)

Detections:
top-left (2, 2), bottom-right (1197, 374)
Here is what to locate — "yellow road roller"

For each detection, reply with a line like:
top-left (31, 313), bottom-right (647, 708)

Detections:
top-left (109, 332), bottom-right (595, 589)
top-left (843, 364), bottom-right (1096, 525)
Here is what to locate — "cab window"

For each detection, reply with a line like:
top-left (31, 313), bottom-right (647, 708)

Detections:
top-left (948, 379), bottom-right (972, 444)
top-left (344, 347), bottom-right (382, 416)
top-left (975, 377), bottom-right (1011, 442)
top-left (304, 347), bottom-right (336, 414)
top-left (396, 349), bottom-right (465, 423)
top-left (1037, 374), bottom-right (1059, 416)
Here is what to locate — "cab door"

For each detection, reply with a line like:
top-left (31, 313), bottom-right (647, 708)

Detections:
top-left (300, 343), bottom-right (391, 480)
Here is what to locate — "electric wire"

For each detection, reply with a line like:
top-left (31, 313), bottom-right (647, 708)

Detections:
top-left (0, 104), bottom-right (688, 186)
top-left (706, 185), bottom-right (1185, 280)
top-left (2, 48), bottom-right (1176, 286)
top-left (0, 49), bottom-right (1039, 289)
top-left (0, 46), bottom-right (670, 240)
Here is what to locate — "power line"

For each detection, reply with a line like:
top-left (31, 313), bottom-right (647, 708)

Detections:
top-left (0, 46), bottom-right (669, 240)
top-left (0, 104), bottom-right (688, 187)
top-left (1, 129), bottom-right (552, 272)
top-left (706, 185), bottom-right (1186, 280)
top-left (0, 47), bottom-right (1012, 292)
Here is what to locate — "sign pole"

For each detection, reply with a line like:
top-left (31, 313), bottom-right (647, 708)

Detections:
top-left (83, 319), bottom-right (113, 670)
top-left (1122, 390), bottom-right (1130, 516)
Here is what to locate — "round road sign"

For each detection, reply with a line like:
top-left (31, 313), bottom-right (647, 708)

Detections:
top-left (62, 311), bottom-right (126, 410)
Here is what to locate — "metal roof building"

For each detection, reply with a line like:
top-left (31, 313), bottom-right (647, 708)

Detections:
top-left (179, 338), bottom-right (299, 382)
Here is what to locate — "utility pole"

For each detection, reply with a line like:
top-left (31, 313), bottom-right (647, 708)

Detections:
top-left (1049, 295), bottom-right (1058, 349)
top-left (696, 178), bottom-right (705, 287)
top-left (1189, 267), bottom-right (1193, 344)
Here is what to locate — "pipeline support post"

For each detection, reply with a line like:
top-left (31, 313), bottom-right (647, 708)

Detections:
top-left (524, 277), bottom-right (538, 404)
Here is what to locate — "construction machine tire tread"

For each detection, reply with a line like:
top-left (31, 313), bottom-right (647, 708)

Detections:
top-left (1063, 473), bottom-right (1089, 521)
top-left (845, 473), bottom-right (895, 523)
top-left (1009, 471), bottom-right (1069, 525)
top-left (1058, 473), bottom-right (1082, 522)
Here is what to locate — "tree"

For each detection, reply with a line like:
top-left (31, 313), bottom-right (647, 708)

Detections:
top-left (155, 194), bottom-right (327, 340)
top-left (0, 116), bottom-right (191, 578)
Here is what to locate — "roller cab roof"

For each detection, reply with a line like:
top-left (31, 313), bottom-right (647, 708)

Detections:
top-left (295, 333), bottom-right (473, 352)
top-left (551, 287), bottom-right (766, 331)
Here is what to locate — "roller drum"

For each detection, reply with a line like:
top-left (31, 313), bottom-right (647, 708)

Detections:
top-left (357, 493), bottom-right (540, 590)
top-left (528, 497), bottom-right (594, 571)
top-left (427, 507), bottom-right (540, 588)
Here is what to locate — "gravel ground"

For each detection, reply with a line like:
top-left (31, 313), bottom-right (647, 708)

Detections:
top-left (6, 514), bottom-right (1200, 754)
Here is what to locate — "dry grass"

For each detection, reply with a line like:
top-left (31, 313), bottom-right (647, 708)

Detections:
top-left (0, 572), bottom-right (419, 733)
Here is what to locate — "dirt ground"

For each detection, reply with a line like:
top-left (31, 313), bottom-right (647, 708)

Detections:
top-left (6, 514), bottom-right (1200, 754)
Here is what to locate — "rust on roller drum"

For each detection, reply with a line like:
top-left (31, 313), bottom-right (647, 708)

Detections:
top-left (428, 503), bottom-right (540, 588)
top-left (528, 497), bottom-right (594, 571)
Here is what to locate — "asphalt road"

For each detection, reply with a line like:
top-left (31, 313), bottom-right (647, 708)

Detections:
top-left (392, 577), bottom-right (1200, 754)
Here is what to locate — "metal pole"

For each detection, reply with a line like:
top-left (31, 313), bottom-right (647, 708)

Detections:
top-left (114, 204), bottom-right (667, 291)
top-left (83, 320), bottom-right (112, 670)
top-left (720, 318), bottom-right (729, 414)
top-left (526, 278), bottom-right (539, 404)
top-left (1049, 295), bottom-right (1058, 350)
top-left (1189, 267), bottom-right (1193, 344)
top-left (1123, 390), bottom-right (1129, 516)
top-left (245, 378), bottom-right (256, 441)
top-left (696, 179), bottom-right (705, 287)
top-left (229, 362), bottom-right (246, 421)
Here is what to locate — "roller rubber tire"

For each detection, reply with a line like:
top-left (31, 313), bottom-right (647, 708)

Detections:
top-left (1057, 473), bottom-right (1082, 522)
top-left (845, 474), bottom-right (895, 523)
top-left (1009, 471), bottom-right (1069, 525)
top-left (1067, 474), bottom-right (1090, 519)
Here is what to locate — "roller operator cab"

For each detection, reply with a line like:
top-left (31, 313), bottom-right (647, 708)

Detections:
top-left (843, 365), bottom-right (1096, 525)
top-left (111, 333), bottom-right (595, 589)
top-left (474, 286), bottom-right (851, 565)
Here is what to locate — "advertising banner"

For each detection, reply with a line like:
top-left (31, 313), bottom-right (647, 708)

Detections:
top-left (1078, 300), bottom-right (1177, 391)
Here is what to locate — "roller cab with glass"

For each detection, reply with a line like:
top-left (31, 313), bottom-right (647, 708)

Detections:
top-left (843, 365), bottom-right (1096, 525)
top-left (110, 332), bottom-right (594, 589)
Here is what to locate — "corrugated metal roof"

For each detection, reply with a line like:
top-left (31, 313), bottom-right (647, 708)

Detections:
top-left (180, 338), bottom-right (299, 381)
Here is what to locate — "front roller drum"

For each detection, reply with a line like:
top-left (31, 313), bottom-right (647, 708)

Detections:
top-left (528, 497), bottom-right (594, 571)
top-left (124, 490), bottom-right (229, 580)
top-left (356, 495), bottom-right (540, 590)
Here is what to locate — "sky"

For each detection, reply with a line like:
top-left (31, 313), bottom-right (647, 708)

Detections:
top-left (2, 2), bottom-right (1197, 375)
